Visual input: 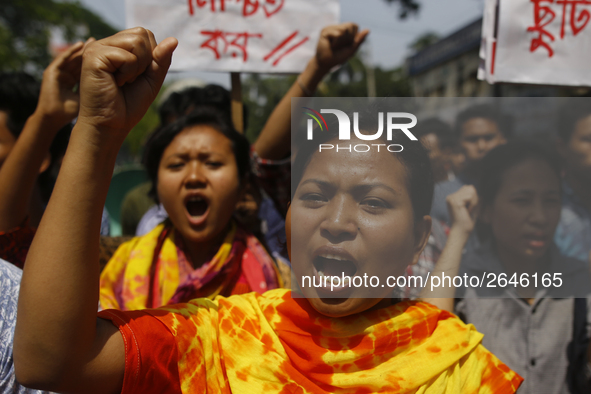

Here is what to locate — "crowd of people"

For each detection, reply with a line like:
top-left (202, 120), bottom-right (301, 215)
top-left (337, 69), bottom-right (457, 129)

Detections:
top-left (0, 21), bottom-right (589, 394)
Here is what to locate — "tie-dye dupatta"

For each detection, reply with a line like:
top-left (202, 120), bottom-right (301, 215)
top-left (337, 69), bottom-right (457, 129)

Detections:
top-left (99, 222), bottom-right (280, 310)
top-left (140, 290), bottom-right (522, 393)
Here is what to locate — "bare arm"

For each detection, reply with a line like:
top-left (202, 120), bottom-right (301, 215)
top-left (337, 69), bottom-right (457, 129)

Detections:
top-left (14, 28), bottom-right (177, 393)
top-left (0, 41), bottom-right (88, 231)
top-left (419, 186), bottom-right (479, 312)
top-left (252, 22), bottom-right (369, 160)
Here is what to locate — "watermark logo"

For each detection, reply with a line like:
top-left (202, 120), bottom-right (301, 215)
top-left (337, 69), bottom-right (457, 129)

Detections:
top-left (303, 108), bottom-right (418, 152)
top-left (303, 107), bottom-right (328, 135)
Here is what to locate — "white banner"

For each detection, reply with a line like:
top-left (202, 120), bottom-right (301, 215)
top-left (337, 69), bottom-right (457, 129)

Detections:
top-left (480, 0), bottom-right (591, 86)
top-left (126, 0), bottom-right (339, 73)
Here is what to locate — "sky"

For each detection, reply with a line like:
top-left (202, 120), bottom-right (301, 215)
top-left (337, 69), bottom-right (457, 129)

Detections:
top-left (77, 0), bottom-right (484, 87)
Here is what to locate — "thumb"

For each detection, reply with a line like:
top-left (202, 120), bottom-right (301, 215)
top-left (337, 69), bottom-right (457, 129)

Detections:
top-left (345, 30), bottom-right (369, 58)
top-left (145, 37), bottom-right (178, 95)
top-left (353, 29), bottom-right (370, 51)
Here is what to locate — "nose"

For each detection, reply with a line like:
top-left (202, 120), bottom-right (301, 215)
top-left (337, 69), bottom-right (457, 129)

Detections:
top-left (184, 162), bottom-right (207, 188)
top-left (529, 199), bottom-right (549, 227)
top-left (319, 195), bottom-right (357, 243)
top-left (477, 137), bottom-right (488, 153)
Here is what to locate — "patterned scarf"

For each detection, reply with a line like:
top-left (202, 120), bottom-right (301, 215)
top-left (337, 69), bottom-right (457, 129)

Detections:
top-left (99, 222), bottom-right (280, 310)
top-left (109, 289), bottom-right (523, 393)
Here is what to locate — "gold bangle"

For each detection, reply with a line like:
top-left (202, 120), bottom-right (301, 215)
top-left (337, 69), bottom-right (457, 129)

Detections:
top-left (297, 77), bottom-right (313, 97)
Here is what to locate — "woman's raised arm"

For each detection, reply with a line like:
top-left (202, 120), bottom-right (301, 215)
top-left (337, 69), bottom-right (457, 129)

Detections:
top-left (13, 28), bottom-right (177, 393)
top-left (420, 185), bottom-right (479, 312)
top-left (0, 41), bottom-right (87, 231)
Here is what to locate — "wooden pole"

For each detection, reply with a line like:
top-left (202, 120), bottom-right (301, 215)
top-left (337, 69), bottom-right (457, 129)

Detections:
top-left (231, 72), bottom-right (244, 133)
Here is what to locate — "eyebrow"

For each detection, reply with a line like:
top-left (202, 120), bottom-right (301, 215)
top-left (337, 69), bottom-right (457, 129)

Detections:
top-left (162, 150), bottom-right (221, 161)
top-left (299, 179), bottom-right (331, 189)
top-left (299, 179), bottom-right (401, 196)
top-left (353, 183), bottom-right (401, 196)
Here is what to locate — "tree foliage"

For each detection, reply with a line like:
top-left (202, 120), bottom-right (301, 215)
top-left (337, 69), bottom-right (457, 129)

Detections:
top-left (0, 0), bottom-right (116, 73)
top-left (382, 0), bottom-right (421, 19)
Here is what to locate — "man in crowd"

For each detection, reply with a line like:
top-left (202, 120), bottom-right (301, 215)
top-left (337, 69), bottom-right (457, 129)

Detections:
top-left (431, 103), bottom-right (510, 225)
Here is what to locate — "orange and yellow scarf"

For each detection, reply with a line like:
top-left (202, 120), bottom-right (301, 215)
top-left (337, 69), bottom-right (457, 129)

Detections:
top-left (99, 222), bottom-right (280, 310)
top-left (101, 289), bottom-right (523, 393)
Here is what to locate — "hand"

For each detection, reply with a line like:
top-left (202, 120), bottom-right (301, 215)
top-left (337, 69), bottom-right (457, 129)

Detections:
top-left (315, 23), bottom-right (369, 72)
top-left (77, 28), bottom-right (177, 142)
top-left (35, 40), bottom-right (91, 129)
top-left (446, 185), bottom-right (479, 235)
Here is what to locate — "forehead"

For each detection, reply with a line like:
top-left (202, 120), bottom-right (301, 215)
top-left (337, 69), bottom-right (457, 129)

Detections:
top-left (498, 158), bottom-right (560, 194)
top-left (164, 125), bottom-right (233, 155)
top-left (300, 143), bottom-right (409, 193)
top-left (461, 117), bottom-right (501, 137)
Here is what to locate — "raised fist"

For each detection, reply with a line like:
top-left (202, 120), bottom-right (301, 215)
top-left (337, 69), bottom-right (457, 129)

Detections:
top-left (315, 22), bottom-right (369, 72)
top-left (77, 28), bottom-right (177, 141)
top-left (446, 185), bottom-right (480, 235)
top-left (36, 40), bottom-right (89, 130)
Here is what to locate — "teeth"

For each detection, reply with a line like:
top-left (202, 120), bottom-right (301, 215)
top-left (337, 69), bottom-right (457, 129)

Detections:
top-left (188, 196), bottom-right (204, 202)
top-left (318, 253), bottom-right (349, 261)
top-left (318, 270), bottom-right (325, 277)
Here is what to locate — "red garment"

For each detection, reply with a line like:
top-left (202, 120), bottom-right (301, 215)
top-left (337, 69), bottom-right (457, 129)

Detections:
top-left (0, 223), bottom-right (36, 269)
top-left (99, 309), bottom-right (181, 393)
top-left (99, 291), bottom-right (523, 394)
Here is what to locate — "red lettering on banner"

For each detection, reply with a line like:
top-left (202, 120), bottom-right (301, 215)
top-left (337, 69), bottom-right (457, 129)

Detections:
top-left (263, 31), bottom-right (309, 66)
top-left (188, 0), bottom-right (283, 17)
top-left (200, 30), bottom-right (263, 61)
top-left (188, 0), bottom-right (213, 14)
top-left (262, 0), bottom-right (284, 17)
top-left (527, 0), bottom-right (591, 58)
top-left (527, 0), bottom-right (556, 57)
top-left (557, 0), bottom-right (591, 37)
top-left (241, 0), bottom-right (259, 16)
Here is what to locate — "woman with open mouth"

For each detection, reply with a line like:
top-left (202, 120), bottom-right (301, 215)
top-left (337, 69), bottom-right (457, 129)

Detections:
top-left (98, 108), bottom-right (283, 310)
top-left (14, 29), bottom-right (523, 393)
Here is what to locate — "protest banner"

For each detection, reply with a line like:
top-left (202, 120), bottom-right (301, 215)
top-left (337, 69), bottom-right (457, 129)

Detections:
top-left (479, 0), bottom-right (591, 86)
top-left (125, 0), bottom-right (340, 73)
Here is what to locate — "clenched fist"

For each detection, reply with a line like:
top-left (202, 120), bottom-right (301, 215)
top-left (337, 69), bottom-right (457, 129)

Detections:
top-left (77, 28), bottom-right (177, 142)
top-left (315, 23), bottom-right (369, 73)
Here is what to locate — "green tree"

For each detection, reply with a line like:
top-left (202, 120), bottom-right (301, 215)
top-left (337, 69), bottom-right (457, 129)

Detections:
top-left (409, 32), bottom-right (440, 53)
top-left (242, 73), bottom-right (296, 143)
top-left (0, 0), bottom-right (116, 73)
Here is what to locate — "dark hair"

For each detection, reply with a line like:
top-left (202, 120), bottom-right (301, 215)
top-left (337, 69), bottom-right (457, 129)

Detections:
top-left (0, 72), bottom-right (40, 138)
top-left (455, 103), bottom-right (512, 140)
top-left (143, 107), bottom-right (251, 203)
top-left (291, 108), bottom-right (434, 221)
top-left (37, 123), bottom-right (72, 203)
top-left (475, 139), bottom-right (562, 240)
top-left (158, 84), bottom-right (248, 130)
top-left (413, 117), bottom-right (455, 150)
top-left (556, 98), bottom-right (591, 142)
